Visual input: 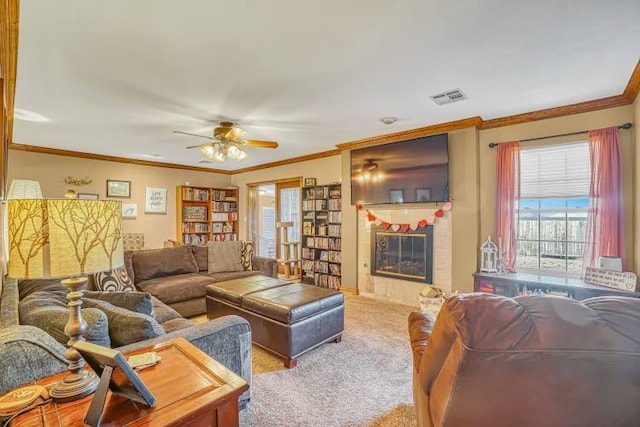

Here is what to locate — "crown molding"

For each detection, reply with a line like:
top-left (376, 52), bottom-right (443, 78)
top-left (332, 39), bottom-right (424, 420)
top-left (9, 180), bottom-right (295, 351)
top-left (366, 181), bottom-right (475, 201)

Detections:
top-left (479, 94), bottom-right (631, 130)
top-left (623, 59), bottom-right (640, 102)
top-left (9, 143), bottom-right (233, 174)
top-left (231, 149), bottom-right (342, 174)
top-left (335, 117), bottom-right (483, 151)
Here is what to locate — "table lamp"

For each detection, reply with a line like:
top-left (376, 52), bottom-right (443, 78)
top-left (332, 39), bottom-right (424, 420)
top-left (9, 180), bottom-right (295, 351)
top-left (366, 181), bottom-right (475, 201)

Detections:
top-left (7, 179), bottom-right (42, 199)
top-left (7, 199), bottom-right (123, 402)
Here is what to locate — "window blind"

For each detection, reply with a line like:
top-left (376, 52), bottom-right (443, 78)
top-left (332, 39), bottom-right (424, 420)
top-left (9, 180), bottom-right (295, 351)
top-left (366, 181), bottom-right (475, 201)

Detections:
top-left (519, 141), bottom-right (590, 199)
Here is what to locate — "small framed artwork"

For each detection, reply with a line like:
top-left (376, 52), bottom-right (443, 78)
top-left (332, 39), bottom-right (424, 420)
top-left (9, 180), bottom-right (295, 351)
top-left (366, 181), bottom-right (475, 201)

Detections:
top-left (78, 193), bottom-right (99, 200)
top-left (304, 177), bottom-right (317, 187)
top-left (416, 188), bottom-right (432, 202)
top-left (389, 189), bottom-right (404, 204)
top-left (106, 180), bottom-right (131, 198)
top-left (145, 187), bottom-right (167, 214)
top-left (122, 203), bottom-right (138, 219)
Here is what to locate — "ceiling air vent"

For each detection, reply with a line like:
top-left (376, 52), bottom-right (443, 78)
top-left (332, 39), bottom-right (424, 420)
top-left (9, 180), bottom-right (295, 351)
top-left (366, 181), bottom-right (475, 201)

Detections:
top-left (430, 89), bottom-right (468, 106)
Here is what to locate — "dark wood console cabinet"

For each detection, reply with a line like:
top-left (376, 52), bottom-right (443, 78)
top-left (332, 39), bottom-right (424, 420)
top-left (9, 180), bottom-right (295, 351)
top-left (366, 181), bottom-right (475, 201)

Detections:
top-left (474, 271), bottom-right (640, 300)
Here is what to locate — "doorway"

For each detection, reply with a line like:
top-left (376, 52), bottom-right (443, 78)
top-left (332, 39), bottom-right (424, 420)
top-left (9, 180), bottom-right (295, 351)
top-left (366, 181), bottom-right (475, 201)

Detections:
top-left (248, 179), bottom-right (301, 266)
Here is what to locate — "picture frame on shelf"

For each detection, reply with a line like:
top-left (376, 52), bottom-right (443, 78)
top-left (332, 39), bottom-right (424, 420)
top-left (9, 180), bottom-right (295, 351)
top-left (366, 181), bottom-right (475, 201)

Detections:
top-left (106, 180), bottom-right (131, 198)
top-left (304, 177), bottom-right (317, 187)
top-left (78, 193), bottom-right (99, 200)
top-left (416, 187), bottom-right (432, 202)
top-left (389, 189), bottom-right (404, 204)
top-left (145, 187), bottom-right (167, 214)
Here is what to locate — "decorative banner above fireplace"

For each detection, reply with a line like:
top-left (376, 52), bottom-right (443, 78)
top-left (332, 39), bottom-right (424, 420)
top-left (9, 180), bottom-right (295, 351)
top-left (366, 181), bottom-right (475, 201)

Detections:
top-left (371, 225), bottom-right (434, 283)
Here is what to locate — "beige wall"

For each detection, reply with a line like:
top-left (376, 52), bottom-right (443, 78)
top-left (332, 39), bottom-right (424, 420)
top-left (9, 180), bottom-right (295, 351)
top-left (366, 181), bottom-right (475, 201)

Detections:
top-left (479, 105), bottom-right (636, 271)
top-left (8, 150), bottom-right (231, 249)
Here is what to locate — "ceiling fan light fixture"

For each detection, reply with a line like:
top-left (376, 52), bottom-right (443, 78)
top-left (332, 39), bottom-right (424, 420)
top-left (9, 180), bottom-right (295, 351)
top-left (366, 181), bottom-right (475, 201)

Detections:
top-left (237, 149), bottom-right (248, 161)
top-left (227, 144), bottom-right (241, 160)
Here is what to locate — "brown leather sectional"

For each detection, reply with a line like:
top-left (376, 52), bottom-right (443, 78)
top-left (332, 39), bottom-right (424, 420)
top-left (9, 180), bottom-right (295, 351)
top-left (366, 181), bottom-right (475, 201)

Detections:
top-left (206, 276), bottom-right (344, 368)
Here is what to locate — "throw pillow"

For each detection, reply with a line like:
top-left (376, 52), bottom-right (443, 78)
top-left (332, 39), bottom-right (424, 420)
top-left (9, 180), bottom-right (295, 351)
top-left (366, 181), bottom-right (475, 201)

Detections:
top-left (18, 279), bottom-right (67, 300)
top-left (191, 245), bottom-right (209, 271)
top-left (93, 267), bottom-right (135, 292)
top-left (82, 299), bottom-right (165, 347)
top-left (19, 291), bottom-right (111, 348)
top-left (132, 245), bottom-right (199, 283)
top-left (83, 291), bottom-right (153, 317)
top-left (240, 241), bottom-right (254, 271)
top-left (208, 241), bottom-right (243, 273)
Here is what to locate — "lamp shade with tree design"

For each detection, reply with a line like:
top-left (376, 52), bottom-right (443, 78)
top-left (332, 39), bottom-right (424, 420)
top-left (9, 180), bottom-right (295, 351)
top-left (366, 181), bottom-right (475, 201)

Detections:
top-left (7, 199), bottom-right (123, 401)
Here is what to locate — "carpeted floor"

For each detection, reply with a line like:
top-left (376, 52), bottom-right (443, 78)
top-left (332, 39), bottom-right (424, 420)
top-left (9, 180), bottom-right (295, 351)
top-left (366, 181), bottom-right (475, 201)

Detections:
top-left (239, 294), bottom-right (418, 427)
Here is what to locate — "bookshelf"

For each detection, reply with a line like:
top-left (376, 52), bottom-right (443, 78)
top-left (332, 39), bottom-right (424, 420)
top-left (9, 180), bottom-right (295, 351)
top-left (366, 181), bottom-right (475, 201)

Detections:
top-left (176, 186), bottom-right (239, 245)
top-left (301, 182), bottom-right (341, 289)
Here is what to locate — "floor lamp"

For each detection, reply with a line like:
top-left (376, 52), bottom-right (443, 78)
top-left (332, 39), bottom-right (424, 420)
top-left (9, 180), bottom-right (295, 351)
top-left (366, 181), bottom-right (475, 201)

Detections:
top-left (7, 198), bottom-right (124, 402)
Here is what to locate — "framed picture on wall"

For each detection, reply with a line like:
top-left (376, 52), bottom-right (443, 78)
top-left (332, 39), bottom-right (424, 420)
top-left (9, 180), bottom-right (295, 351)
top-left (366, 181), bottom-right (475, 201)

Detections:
top-left (78, 193), bottom-right (99, 200)
top-left (389, 189), bottom-right (404, 204)
top-left (416, 188), bottom-right (432, 202)
top-left (304, 177), bottom-right (317, 187)
top-left (106, 180), bottom-right (131, 198)
top-left (145, 187), bottom-right (167, 214)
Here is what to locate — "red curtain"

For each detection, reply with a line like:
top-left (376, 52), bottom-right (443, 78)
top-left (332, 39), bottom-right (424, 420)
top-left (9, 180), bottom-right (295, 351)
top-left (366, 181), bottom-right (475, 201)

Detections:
top-left (583, 127), bottom-right (626, 273)
top-left (495, 141), bottom-right (520, 272)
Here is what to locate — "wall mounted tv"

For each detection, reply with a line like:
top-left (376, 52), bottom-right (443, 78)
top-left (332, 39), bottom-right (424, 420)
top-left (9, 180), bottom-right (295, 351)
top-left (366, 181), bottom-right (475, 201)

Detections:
top-left (351, 133), bottom-right (449, 205)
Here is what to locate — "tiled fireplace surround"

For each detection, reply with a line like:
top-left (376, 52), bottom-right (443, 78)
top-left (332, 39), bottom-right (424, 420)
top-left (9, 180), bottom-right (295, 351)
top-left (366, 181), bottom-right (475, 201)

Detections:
top-left (357, 207), bottom-right (453, 306)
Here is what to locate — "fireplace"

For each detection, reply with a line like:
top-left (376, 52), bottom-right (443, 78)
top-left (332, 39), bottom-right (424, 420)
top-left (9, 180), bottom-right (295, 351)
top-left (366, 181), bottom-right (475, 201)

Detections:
top-left (371, 225), bottom-right (433, 283)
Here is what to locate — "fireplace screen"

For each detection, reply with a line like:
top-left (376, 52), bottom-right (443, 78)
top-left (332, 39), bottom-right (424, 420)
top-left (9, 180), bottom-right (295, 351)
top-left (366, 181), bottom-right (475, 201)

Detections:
top-left (371, 226), bottom-right (433, 283)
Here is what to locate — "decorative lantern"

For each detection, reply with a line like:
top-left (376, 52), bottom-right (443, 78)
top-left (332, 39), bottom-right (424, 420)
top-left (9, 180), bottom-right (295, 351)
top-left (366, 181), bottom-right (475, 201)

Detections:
top-left (480, 236), bottom-right (498, 273)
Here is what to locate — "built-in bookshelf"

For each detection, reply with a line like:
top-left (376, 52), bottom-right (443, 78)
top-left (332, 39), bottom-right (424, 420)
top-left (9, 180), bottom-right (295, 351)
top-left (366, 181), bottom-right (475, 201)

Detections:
top-left (176, 186), bottom-right (239, 245)
top-left (301, 182), bottom-right (341, 289)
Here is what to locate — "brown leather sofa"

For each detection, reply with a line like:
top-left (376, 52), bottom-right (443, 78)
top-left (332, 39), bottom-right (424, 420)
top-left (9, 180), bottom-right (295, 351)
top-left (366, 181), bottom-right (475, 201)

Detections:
top-left (408, 293), bottom-right (640, 427)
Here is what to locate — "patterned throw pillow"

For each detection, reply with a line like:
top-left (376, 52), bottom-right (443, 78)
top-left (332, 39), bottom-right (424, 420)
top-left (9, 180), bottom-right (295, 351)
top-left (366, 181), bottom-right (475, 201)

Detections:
top-left (240, 241), bottom-right (254, 271)
top-left (93, 267), bottom-right (135, 292)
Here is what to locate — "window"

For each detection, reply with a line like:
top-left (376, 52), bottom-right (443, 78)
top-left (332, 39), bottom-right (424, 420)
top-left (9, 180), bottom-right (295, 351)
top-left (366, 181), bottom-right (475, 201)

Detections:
top-left (516, 141), bottom-right (590, 275)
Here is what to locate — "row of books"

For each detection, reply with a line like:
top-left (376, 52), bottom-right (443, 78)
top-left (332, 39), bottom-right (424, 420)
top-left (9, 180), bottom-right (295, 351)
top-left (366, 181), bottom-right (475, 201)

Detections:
top-left (315, 224), bottom-right (341, 237)
top-left (182, 187), bottom-right (210, 201)
top-left (211, 212), bottom-right (238, 221)
top-left (182, 222), bottom-right (208, 233)
top-left (314, 273), bottom-right (341, 289)
top-left (210, 233), bottom-right (237, 242)
top-left (211, 201), bottom-right (238, 212)
top-left (183, 234), bottom-right (208, 245)
top-left (328, 211), bottom-right (341, 223)
top-left (328, 199), bottom-right (341, 211)
top-left (306, 236), bottom-right (329, 249)
top-left (212, 190), bottom-right (237, 201)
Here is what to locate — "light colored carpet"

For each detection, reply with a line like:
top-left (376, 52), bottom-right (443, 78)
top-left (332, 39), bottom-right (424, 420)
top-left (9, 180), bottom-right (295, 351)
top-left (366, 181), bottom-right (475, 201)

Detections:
top-left (239, 294), bottom-right (418, 427)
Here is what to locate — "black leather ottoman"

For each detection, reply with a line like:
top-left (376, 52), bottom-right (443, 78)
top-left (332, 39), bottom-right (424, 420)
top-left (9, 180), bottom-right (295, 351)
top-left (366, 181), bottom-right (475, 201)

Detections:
top-left (207, 279), bottom-right (344, 368)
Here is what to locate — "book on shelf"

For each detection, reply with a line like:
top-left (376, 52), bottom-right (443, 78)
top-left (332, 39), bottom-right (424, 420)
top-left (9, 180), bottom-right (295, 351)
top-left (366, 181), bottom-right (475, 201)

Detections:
top-left (302, 260), bottom-right (315, 271)
top-left (303, 200), bottom-right (315, 211)
top-left (211, 189), bottom-right (238, 201)
top-left (303, 221), bottom-right (313, 235)
top-left (211, 201), bottom-right (237, 212)
top-left (317, 224), bottom-right (328, 236)
top-left (182, 187), bottom-right (210, 201)
top-left (314, 260), bottom-right (329, 273)
top-left (314, 200), bottom-right (327, 211)
top-left (328, 250), bottom-right (341, 263)
top-left (314, 186), bottom-right (329, 199)
top-left (328, 237), bottom-right (341, 250)
top-left (304, 188), bottom-right (315, 199)
top-left (182, 222), bottom-right (208, 233)
top-left (319, 250), bottom-right (329, 261)
top-left (301, 248), bottom-right (315, 259)
top-left (329, 263), bottom-right (341, 275)
top-left (328, 211), bottom-right (341, 223)
top-left (211, 211), bottom-right (238, 221)
top-left (328, 199), bottom-right (341, 210)
top-left (328, 224), bottom-right (341, 237)
top-left (210, 233), bottom-right (237, 242)
top-left (183, 234), bottom-right (209, 245)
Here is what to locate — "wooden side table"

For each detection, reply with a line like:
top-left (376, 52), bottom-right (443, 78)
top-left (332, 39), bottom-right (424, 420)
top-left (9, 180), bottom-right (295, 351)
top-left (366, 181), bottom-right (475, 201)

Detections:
top-left (11, 337), bottom-right (248, 426)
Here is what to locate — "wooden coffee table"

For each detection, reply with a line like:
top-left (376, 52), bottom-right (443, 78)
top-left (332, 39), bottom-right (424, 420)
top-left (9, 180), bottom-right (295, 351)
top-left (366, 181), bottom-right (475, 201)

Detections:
top-left (10, 337), bottom-right (248, 426)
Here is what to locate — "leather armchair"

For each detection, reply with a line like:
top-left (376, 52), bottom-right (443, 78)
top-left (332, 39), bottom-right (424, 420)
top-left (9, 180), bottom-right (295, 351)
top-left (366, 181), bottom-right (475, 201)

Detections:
top-left (408, 293), bottom-right (640, 427)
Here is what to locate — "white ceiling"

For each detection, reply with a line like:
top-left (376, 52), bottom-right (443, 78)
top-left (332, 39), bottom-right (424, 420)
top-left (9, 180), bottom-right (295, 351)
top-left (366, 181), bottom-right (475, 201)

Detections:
top-left (13, 1), bottom-right (640, 171)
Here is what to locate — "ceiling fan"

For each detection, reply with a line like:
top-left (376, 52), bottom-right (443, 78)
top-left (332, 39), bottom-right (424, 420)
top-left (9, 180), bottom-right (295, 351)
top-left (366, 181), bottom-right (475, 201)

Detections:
top-left (174, 121), bottom-right (278, 162)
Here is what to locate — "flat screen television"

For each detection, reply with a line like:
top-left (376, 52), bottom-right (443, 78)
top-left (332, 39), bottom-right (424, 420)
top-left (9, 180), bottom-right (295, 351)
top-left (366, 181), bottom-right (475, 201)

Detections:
top-left (351, 133), bottom-right (449, 205)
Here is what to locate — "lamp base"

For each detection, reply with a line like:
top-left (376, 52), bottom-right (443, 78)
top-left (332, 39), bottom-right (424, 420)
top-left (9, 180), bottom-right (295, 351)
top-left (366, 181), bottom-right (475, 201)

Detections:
top-left (50, 370), bottom-right (99, 403)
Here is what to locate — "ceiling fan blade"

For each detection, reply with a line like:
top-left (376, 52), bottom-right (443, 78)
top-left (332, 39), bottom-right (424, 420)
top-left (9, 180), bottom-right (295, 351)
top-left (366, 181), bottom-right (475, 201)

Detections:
top-left (225, 126), bottom-right (247, 141)
top-left (244, 140), bottom-right (279, 148)
top-left (185, 143), bottom-right (210, 149)
top-left (173, 130), bottom-right (218, 141)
